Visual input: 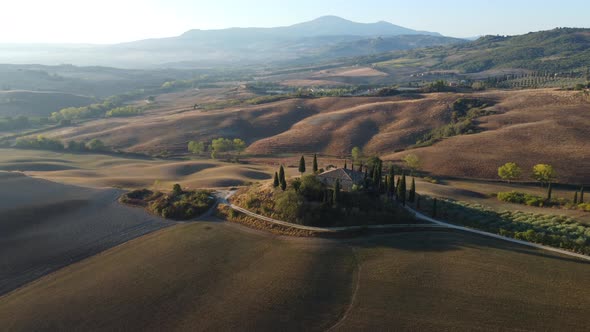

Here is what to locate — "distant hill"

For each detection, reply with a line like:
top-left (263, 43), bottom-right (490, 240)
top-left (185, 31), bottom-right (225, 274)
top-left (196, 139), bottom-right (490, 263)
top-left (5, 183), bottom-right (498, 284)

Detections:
top-left (0, 16), bottom-right (448, 68)
top-left (358, 28), bottom-right (590, 75)
top-left (180, 16), bottom-right (441, 39)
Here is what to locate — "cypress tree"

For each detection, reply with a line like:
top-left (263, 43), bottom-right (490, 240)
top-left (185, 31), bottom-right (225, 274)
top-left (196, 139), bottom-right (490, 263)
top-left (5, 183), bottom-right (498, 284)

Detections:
top-left (397, 174), bottom-right (407, 206)
top-left (279, 165), bottom-right (286, 191)
top-left (573, 191), bottom-right (578, 205)
top-left (432, 198), bottom-right (437, 218)
top-left (312, 154), bottom-right (318, 173)
top-left (408, 177), bottom-right (416, 203)
top-left (388, 165), bottom-right (395, 197)
top-left (333, 179), bottom-right (341, 206)
top-left (298, 156), bottom-right (306, 175)
top-left (581, 186), bottom-right (585, 203)
top-left (273, 172), bottom-right (279, 188)
top-left (547, 182), bottom-right (552, 201)
top-left (344, 160), bottom-right (347, 170)
top-left (372, 164), bottom-right (379, 188)
top-left (358, 161), bottom-right (363, 172)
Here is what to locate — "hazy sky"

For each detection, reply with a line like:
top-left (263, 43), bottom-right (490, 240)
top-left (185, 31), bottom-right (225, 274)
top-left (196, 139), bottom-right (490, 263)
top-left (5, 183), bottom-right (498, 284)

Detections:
top-left (2, 0), bottom-right (589, 44)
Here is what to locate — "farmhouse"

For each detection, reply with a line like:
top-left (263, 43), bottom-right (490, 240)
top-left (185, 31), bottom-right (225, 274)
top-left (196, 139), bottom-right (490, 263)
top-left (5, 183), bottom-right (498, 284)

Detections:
top-left (317, 168), bottom-right (364, 191)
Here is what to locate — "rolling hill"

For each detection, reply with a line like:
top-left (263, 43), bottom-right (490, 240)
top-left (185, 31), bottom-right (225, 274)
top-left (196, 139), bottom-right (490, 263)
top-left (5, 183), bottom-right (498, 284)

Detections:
top-left (35, 88), bottom-right (590, 184)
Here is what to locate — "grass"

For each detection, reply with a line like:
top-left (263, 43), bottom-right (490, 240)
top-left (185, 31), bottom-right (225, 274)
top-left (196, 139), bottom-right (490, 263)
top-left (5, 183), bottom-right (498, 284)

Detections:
top-left (1, 224), bottom-right (589, 331)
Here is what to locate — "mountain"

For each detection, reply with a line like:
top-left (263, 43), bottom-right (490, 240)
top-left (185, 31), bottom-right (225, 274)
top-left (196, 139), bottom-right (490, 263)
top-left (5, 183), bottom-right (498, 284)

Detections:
top-left (179, 15), bottom-right (441, 39)
top-left (0, 16), bottom-right (448, 68)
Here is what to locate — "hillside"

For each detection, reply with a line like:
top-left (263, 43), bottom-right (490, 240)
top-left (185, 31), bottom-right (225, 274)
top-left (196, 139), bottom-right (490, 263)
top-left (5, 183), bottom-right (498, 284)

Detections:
top-left (0, 90), bottom-right (95, 117)
top-left (1, 223), bottom-right (589, 331)
top-left (363, 28), bottom-right (590, 76)
top-left (34, 88), bottom-right (590, 183)
top-left (0, 172), bottom-right (172, 295)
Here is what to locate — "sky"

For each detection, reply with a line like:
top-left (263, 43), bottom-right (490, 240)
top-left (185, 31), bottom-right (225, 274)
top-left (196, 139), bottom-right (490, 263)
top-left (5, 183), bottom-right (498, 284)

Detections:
top-left (1, 0), bottom-right (589, 44)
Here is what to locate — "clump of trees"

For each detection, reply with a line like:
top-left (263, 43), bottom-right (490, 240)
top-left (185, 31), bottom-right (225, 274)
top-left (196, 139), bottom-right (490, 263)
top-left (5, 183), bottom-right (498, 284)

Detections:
top-left (187, 138), bottom-right (247, 160)
top-left (121, 184), bottom-right (214, 220)
top-left (496, 162), bottom-right (587, 211)
top-left (15, 136), bottom-right (108, 152)
top-left (105, 106), bottom-right (142, 118)
top-left (416, 98), bottom-right (493, 147)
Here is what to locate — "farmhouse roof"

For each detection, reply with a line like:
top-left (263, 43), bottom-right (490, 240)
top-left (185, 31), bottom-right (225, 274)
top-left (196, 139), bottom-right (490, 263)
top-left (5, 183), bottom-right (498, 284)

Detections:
top-left (317, 168), bottom-right (364, 184)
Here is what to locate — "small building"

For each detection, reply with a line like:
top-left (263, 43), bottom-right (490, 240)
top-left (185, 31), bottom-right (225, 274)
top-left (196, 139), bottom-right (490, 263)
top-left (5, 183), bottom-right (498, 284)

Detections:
top-left (316, 168), bottom-right (365, 191)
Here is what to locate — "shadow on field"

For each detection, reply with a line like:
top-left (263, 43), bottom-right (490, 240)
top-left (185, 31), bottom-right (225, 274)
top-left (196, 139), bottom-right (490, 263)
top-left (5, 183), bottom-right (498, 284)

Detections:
top-left (348, 230), bottom-right (590, 265)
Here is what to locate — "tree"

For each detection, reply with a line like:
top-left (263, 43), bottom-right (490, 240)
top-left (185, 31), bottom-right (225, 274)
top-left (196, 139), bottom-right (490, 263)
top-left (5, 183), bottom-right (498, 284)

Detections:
top-left (273, 172), bottom-right (279, 188)
top-left (351, 147), bottom-right (361, 166)
top-left (580, 186), bottom-right (585, 203)
top-left (292, 178), bottom-right (302, 192)
top-left (574, 191), bottom-right (578, 204)
top-left (333, 179), bottom-right (341, 206)
top-left (397, 174), bottom-right (407, 206)
top-left (532, 164), bottom-right (556, 186)
top-left (387, 165), bottom-right (395, 196)
top-left (298, 156), bottom-right (306, 175)
top-left (344, 160), bottom-right (347, 170)
top-left (279, 165), bottom-right (287, 191)
top-left (233, 139), bottom-right (246, 154)
top-left (187, 141), bottom-right (205, 155)
top-left (547, 182), bottom-right (553, 201)
top-left (408, 178), bottom-right (416, 203)
top-left (172, 183), bottom-right (183, 196)
top-left (86, 138), bottom-right (106, 151)
top-left (403, 154), bottom-right (421, 175)
top-left (312, 154), bottom-right (318, 173)
top-left (498, 162), bottom-right (522, 183)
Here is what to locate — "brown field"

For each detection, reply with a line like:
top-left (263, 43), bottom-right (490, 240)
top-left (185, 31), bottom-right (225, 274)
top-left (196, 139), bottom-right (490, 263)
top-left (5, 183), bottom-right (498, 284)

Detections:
top-left (0, 149), bottom-right (272, 189)
top-left (32, 88), bottom-right (590, 183)
top-left (1, 222), bottom-right (588, 331)
top-left (0, 172), bottom-right (173, 295)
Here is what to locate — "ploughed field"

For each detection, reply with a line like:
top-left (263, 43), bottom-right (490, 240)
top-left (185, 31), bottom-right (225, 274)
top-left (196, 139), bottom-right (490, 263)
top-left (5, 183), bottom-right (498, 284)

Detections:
top-left (0, 172), bottom-right (173, 295)
top-left (1, 220), bottom-right (588, 331)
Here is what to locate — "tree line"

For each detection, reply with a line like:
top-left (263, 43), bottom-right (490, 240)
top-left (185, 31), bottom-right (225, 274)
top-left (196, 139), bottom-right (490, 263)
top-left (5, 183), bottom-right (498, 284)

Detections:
top-left (188, 137), bottom-right (246, 160)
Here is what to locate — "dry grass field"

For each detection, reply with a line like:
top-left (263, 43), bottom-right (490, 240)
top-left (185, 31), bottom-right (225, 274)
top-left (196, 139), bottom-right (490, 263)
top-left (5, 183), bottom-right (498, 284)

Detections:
top-left (31, 88), bottom-right (590, 183)
top-left (0, 172), bottom-right (173, 295)
top-left (0, 149), bottom-right (272, 189)
top-left (1, 223), bottom-right (588, 331)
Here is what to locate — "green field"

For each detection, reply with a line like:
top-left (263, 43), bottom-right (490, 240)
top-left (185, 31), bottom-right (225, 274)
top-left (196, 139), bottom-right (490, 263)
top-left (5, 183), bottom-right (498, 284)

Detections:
top-left (1, 221), bottom-right (588, 331)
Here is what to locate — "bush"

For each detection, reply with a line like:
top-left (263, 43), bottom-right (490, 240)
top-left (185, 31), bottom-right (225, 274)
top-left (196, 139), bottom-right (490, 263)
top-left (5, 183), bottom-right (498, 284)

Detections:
top-left (497, 191), bottom-right (545, 206)
top-left (105, 106), bottom-right (142, 118)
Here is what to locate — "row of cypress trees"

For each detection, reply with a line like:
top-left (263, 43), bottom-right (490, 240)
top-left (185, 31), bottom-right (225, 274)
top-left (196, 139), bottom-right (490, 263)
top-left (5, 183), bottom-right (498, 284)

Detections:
top-left (298, 154), bottom-right (319, 175)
